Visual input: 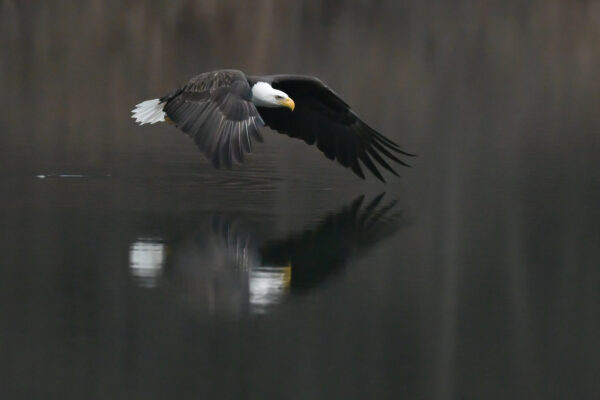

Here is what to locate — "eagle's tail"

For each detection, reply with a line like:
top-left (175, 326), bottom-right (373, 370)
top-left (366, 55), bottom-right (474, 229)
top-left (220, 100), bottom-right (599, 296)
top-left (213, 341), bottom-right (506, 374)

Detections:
top-left (131, 99), bottom-right (166, 125)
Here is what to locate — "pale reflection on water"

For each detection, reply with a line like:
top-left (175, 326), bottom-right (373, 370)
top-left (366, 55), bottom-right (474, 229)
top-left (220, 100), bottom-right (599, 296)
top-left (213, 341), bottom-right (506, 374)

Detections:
top-left (129, 238), bottom-right (166, 288)
top-left (249, 265), bottom-right (292, 314)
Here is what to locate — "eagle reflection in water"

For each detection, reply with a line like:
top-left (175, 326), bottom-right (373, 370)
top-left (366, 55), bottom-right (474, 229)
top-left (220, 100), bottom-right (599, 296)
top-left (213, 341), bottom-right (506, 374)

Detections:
top-left (128, 195), bottom-right (401, 315)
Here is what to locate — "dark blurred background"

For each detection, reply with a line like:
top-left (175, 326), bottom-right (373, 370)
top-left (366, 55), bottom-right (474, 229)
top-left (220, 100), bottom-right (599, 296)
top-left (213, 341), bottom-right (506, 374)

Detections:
top-left (1, 1), bottom-right (599, 399)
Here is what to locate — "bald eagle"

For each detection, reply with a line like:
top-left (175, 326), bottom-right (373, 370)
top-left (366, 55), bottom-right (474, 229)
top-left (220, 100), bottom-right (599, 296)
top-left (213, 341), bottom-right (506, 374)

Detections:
top-left (132, 69), bottom-right (413, 181)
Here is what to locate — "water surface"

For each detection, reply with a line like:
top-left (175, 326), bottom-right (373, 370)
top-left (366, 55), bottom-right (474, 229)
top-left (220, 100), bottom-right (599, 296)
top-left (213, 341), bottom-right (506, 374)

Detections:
top-left (1, 1), bottom-right (599, 399)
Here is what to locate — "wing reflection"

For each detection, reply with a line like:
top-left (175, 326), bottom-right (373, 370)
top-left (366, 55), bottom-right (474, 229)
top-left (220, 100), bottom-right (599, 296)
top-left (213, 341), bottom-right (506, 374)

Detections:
top-left (258, 194), bottom-right (400, 293)
top-left (129, 195), bottom-right (400, 314)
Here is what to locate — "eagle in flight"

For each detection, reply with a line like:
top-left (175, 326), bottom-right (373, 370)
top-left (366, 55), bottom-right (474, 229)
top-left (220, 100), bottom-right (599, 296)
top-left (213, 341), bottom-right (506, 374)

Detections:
top-left (132, 69), bottom-right (413, 181)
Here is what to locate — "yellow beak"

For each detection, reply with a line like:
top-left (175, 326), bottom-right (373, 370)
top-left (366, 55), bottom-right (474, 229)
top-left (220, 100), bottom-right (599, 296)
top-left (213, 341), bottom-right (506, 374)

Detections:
top-left (279, 97), bottom-right (295, 111)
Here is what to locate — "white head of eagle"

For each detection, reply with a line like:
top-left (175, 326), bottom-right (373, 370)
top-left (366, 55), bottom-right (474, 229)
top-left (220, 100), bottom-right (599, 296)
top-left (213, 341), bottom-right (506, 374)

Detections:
top-left (251, 82), bottom-right (295, 110)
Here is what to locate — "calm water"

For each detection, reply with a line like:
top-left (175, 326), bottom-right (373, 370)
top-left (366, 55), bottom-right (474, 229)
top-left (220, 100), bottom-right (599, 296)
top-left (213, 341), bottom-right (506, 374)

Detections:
top-left (1, 1), bottom-right (599, 399)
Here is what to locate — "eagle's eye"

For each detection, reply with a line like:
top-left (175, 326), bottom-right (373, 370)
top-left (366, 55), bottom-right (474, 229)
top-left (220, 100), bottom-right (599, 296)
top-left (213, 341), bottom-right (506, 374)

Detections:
top-left (275, 95), bottom-right (283, 100)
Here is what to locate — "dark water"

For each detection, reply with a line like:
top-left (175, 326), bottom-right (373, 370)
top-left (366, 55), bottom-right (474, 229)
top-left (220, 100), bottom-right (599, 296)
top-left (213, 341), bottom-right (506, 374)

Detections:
top-left (1, 1), bottom-right (599, 399)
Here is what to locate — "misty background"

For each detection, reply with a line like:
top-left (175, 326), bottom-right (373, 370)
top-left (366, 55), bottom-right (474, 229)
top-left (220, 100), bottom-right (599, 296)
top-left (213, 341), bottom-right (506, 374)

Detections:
top-left (1, 1), bottom-right (599, 399)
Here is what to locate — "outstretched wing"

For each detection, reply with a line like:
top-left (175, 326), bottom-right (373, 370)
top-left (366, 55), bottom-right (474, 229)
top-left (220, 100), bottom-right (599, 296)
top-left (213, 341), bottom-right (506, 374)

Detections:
top-left (249, 75), bottom-right (414, 182)
top-left (162, 70), bottom-right (264, 168)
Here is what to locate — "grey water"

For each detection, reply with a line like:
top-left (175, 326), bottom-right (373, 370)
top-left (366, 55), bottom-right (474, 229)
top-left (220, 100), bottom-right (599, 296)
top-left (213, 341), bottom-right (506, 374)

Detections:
top-left (1, 1), bottom-right (599, 399)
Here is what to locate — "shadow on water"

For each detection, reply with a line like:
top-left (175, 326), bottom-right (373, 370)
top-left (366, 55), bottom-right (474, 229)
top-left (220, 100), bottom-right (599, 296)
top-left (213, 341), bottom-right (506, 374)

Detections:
top-left (129, 194), bottom-right (401, 315)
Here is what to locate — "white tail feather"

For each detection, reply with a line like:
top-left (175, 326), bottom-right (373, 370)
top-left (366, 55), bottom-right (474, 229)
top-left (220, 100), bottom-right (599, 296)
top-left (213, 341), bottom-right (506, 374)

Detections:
top-left (131, 99), bottom-right (166, 125)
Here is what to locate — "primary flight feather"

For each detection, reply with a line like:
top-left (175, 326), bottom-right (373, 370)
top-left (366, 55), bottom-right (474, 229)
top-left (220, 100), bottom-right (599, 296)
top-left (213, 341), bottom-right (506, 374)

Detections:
top-left (132, 69), bottom-right (413, 182)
